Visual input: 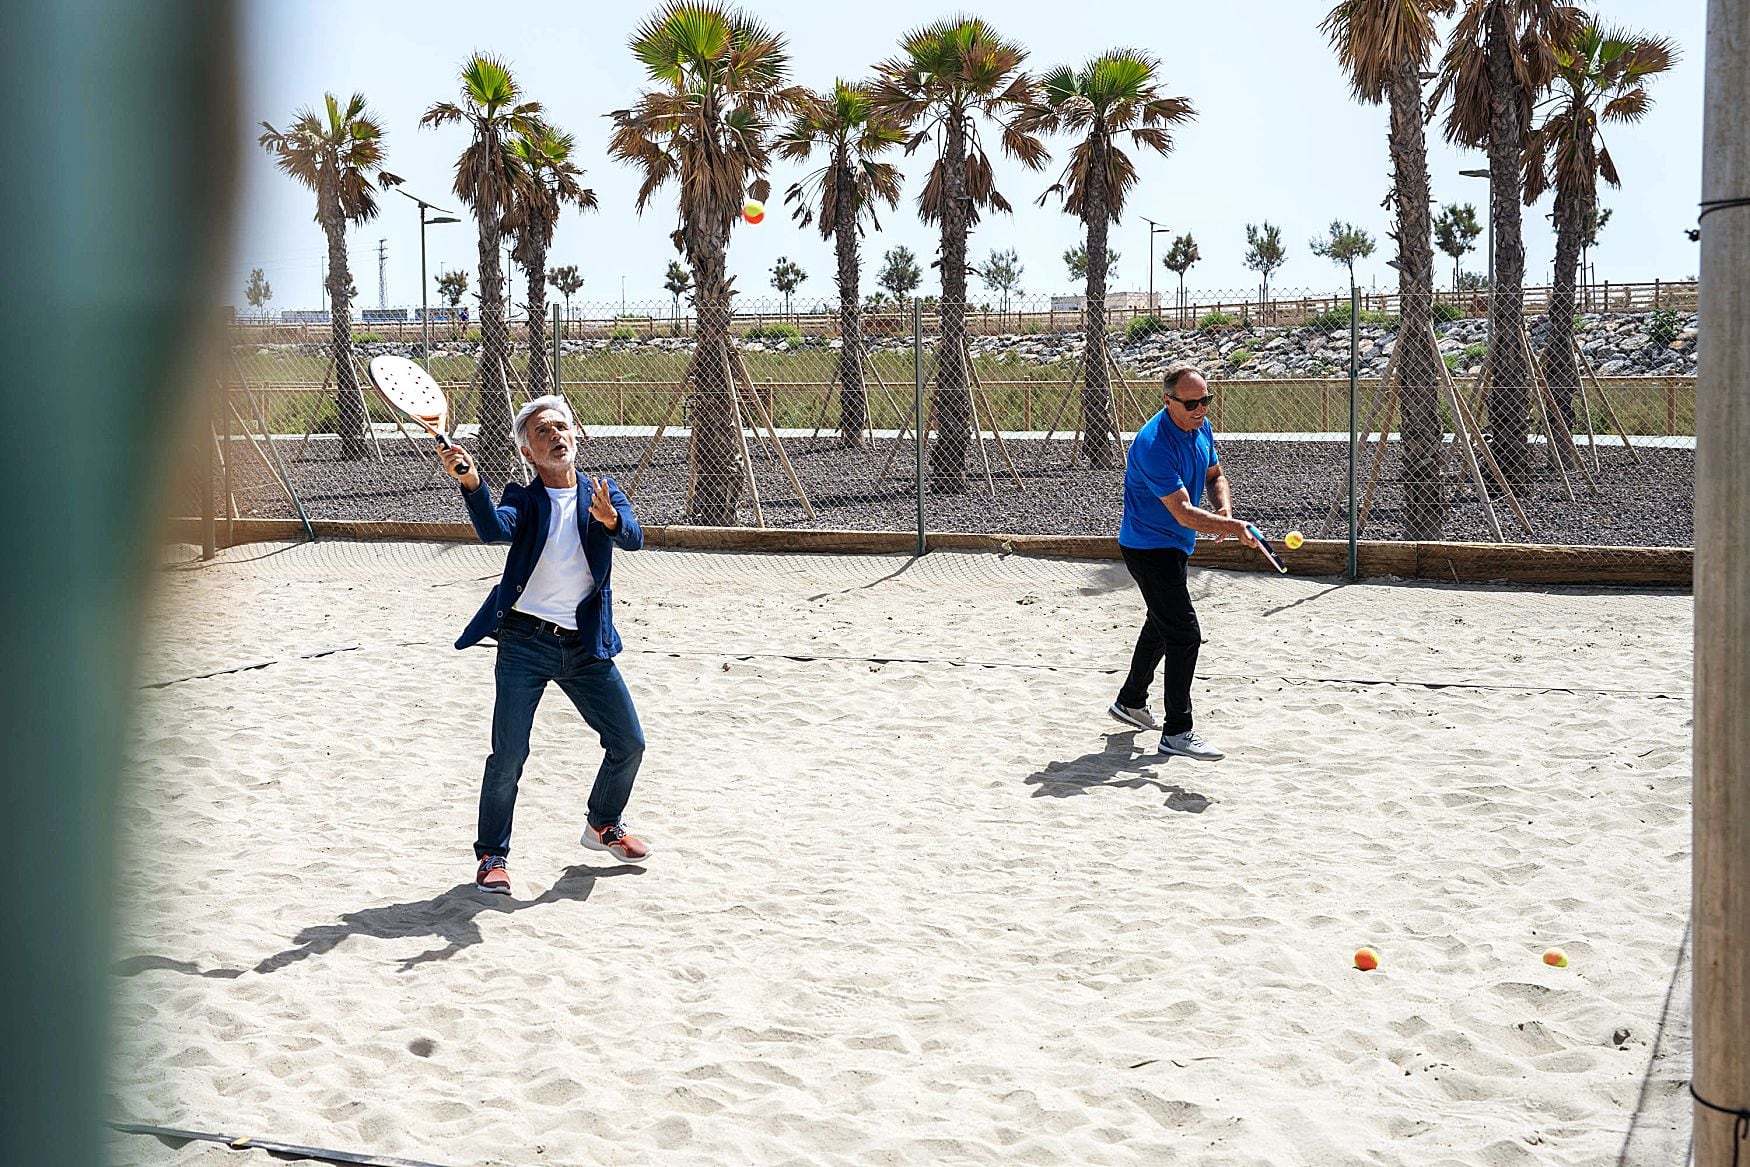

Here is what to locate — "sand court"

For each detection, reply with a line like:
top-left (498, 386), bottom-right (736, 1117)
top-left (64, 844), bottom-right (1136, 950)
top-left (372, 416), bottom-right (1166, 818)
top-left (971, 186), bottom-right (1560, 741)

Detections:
top-left (113, 542), bottom-right (1693, 1165)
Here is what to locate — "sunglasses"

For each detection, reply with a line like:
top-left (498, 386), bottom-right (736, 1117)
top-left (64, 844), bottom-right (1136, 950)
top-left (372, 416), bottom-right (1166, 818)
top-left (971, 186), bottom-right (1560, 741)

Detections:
top-left (1169, 394), bottom-right (1214, 411)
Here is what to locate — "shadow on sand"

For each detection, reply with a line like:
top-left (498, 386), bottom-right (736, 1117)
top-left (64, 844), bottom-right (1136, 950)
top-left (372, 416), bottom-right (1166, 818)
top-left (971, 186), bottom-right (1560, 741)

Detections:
top-left (1024, 730), bottom-right (1216, 813)
top-left (113, 863), bottom-right (643, 979)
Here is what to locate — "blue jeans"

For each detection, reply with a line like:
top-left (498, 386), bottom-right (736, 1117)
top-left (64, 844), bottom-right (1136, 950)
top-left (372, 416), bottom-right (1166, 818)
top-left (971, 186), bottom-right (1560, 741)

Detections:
top-left (475, 622), bottom-right (646, 860)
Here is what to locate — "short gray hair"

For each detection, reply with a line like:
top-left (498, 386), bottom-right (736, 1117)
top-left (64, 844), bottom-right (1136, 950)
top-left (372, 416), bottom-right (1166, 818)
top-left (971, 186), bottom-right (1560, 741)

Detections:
top-left (1163, 362), bottom-right (1204, 390)
top-left (512, 394), bottom-right (575, 451)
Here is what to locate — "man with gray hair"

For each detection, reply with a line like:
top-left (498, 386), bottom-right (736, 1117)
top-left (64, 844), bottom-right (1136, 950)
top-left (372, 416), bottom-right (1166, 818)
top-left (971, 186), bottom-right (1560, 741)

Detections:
top-left (1107, 362), bottom-right (1260, 761)
top-left (439, 394), bottom-right (651, 894)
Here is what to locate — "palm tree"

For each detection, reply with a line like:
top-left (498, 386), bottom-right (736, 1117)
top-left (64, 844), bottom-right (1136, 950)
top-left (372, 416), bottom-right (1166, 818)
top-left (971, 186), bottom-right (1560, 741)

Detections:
top-left (1324, 0), bottom-right (1459, 537)
top-left (873, 18), bottom-right (1048, 492)
top-left (421, 54), bottom-right (543, 472)
top-left (777, 80), bottom-right (904, 449)
top-left (1162, 232), bottom-right (1199, 323)
top-left (1433, 202), bottom-right (1483, 290)
top-left (1431, 0), bottom-right (1582, 488)
top-left (1525, 19), bottom-right (1676, 435)
top-left (662, 260), bottom-right (692, 333)
top-left (609, 2), bottom-right (807, 524)
top-left (547, 264), bottom-right (584, 322)
top-left (258, 94), bottom-right (402, 460)
top-left (1022, 50), bottom-right (1194, 468)
top-left (507, 126), bottom-right (597, 398)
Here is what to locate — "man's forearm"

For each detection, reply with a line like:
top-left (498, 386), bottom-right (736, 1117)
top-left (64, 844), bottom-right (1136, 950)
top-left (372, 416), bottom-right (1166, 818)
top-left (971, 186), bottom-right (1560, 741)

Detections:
top-left (1209, 474), bottom-right (1233, 515)
top-left (1171, 503), bottom-right (1245, 538)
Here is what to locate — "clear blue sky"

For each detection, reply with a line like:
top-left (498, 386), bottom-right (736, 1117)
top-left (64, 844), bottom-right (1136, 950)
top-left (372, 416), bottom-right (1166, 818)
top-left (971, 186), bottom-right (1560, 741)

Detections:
top-left (232, 0), bottom-right (1707, 315)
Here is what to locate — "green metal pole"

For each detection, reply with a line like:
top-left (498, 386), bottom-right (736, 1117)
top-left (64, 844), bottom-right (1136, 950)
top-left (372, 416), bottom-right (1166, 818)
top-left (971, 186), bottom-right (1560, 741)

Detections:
top-left (1348, 281), bottom-right (1359, 581)
top-left (914, 297), bottom-right (925, 557)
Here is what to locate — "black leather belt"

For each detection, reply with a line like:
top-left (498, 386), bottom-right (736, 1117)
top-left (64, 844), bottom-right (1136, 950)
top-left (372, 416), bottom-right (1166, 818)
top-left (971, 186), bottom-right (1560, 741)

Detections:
top-left (501, 609), bottom-right (582, 640)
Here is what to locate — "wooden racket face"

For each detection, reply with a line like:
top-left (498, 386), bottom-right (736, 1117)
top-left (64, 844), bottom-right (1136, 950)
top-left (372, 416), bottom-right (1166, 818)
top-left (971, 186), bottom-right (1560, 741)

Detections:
top-left (368, 355), bottom-right (448, 430)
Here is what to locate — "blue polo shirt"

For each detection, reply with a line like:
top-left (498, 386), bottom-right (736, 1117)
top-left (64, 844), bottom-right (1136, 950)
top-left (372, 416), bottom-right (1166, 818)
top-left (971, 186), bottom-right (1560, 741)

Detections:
top-left (1119, 409), bottom-right (1219, 555)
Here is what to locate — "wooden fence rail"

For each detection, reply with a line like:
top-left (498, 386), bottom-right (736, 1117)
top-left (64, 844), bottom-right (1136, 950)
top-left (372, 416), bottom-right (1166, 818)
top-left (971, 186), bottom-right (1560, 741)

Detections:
top-left (229, 280), bottom-right (1700, 343)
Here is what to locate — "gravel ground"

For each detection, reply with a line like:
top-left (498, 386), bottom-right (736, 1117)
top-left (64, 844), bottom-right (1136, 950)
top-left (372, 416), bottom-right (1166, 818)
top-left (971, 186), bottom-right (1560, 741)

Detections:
top-left (187, 430), bottom-right (1694, 549)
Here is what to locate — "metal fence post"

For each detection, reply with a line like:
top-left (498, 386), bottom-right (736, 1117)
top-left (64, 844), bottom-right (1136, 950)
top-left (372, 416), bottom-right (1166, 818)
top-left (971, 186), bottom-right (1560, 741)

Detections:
top-left (552, 302), bottom-right (561, 402)
top-left (914, 296), bottom-right (925, 556)
top-left (1347, 281), bottom-right (1359, 582)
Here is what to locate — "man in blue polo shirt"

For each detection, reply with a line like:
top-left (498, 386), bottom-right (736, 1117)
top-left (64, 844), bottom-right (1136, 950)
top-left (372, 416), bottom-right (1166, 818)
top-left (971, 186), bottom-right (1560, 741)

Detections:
top-left (1109, 363), bottom-right (1260, 761)
top-left (440, 394), bottom-right (651, 895)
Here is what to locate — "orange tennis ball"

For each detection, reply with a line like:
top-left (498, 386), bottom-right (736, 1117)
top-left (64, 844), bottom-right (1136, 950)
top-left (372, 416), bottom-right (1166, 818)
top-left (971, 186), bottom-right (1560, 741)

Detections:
top-left (1284, 531), bottom-right (1304, 550)
top-left (1354, 947), bottom-right (1380, 971)
top-left (1543, 947), bottom-right (1569, 968)
top-left (742, 199), bottom-right (765, 224)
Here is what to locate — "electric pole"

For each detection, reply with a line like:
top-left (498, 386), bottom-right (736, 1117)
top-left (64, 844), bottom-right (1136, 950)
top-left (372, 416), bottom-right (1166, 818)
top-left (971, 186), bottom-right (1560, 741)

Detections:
top-left (377, 238), bottom-right (388, 310)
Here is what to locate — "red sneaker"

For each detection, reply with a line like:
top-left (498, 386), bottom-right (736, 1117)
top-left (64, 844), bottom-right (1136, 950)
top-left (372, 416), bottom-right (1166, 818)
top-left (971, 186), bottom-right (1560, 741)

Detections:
top-left (475, 855), bottom-right (511, 895)
top-left (582, 823), bottom-right (651, 864)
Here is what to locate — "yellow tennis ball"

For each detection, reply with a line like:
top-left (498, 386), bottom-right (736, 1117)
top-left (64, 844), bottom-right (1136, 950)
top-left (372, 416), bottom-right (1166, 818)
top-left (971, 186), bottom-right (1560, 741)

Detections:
top-left (1543, 947), bottom-right (1569, 968)
top-left (1354, 947), bottom-right (1380, 971)
top-left (1284, 531), bottom-right (1304, 550)
top-left (742, 199), bottom-right (765, 224)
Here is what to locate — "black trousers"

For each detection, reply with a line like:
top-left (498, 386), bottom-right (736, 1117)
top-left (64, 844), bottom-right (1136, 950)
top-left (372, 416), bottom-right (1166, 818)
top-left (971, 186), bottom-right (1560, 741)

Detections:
top-left (1117, 544), bottom-right (1201, 734)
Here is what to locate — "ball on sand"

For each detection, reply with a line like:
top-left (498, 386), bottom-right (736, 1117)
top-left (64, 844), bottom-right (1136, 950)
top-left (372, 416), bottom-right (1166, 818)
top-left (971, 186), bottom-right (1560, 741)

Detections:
top-left (1543, 947), bottom-right (1569, 968)
top-left (1354, 947), bottom-right (1380, 971)
top-left (742, 199), bottom-right (765, 224)
top-left (1284, 531), bottom-right (1304, 550)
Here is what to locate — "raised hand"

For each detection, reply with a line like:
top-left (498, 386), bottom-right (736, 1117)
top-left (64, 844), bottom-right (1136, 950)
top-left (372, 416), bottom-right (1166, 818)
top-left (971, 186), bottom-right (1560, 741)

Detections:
top-left (588, 476), bottom-right (619, 529)
top-left (439, 442), bottom-right (481, 491)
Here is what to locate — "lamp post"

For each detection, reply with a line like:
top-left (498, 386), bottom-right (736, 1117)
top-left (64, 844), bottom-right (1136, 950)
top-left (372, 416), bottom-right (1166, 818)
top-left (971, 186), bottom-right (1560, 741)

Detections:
top-left (397, 189), bottom-right (460, 369)
top-left (1142, 216), bottom-right (1170, 312)
top-left (1459, 168), bottom-right (1491, 334)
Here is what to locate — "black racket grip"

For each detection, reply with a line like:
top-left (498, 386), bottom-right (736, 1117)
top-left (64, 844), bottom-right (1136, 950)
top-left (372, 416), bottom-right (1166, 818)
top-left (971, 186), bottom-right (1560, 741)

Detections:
top-left (436, 433), bottom-right (470, 476)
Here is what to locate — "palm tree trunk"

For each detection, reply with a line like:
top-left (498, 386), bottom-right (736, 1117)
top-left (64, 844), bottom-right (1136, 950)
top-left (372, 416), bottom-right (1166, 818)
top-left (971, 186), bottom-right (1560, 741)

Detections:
top-left (476, 202), bottom-right (516, 472)
top-left (525, 237), bottom-right (549, 399)
top-left (1544, 181), bottom-right (1584, 451)
top-left (321, 185), bottom-right (370, 461)
top-left (931, 107), bottom-right (972, 492)
top-left (833, 152), bottom-right (867, 449)
top-left (1485, 5), bottom-right (1533, 489)
top-left (1080, 132), bottom-right (1119, 470)
top-left (1389, 57), bottom-right (1446, 538)
top-left (686, 207), bottom-right (743, 525)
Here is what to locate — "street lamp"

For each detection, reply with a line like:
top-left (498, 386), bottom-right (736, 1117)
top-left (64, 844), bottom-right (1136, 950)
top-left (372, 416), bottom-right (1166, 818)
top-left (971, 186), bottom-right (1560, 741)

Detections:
top-left (397, 189), bottom-right (461, 369)
top-left (1141, 216), bottom-right (1170, 311)
top-left (1459, 168), bottom-right (1492, 334)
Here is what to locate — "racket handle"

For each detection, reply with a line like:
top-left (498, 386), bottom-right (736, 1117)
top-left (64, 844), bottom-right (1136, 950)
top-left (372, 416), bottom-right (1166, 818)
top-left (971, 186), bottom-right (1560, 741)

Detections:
top-left (435, 432), bottom-right (470, 476)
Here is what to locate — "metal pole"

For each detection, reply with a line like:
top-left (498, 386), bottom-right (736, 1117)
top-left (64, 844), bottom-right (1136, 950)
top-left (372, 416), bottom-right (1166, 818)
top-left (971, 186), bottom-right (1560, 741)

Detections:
top-left (201, 381), bottom-right (215, 561)
top-left (914, 297), bottom-right (925, 557)
top-left (1347, 281), bottom-right (1359, 581)
top-left (552, 302), bottom-right (561, 402)
top-left (1694, 1), bottom-right (1749, 1159)
top-left (419, 206), bottom-right (430, 371)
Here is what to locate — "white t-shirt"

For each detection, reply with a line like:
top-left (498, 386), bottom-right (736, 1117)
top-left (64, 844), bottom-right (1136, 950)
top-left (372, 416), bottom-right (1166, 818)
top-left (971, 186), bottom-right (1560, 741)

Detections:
top-left (513, 484), bottom-right (595, 629)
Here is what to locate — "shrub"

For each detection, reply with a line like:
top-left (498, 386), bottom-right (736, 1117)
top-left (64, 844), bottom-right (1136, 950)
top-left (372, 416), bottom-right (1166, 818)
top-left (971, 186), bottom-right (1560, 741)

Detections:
top-left (1196, 310), bottom-right (1236, 330)
top-left (1647, 309), bottom-right (1681, 346)
top-left (1126, 314), bottom-right (1165, 342)
top-left (1432, 302), bottom-right (1464, 324)
top-left (1443, 352), bottom-right (1462, 371)
top-left (1227, 348), bottom-right (1252, 367)
top-left (463, 327), bottom-right (481, 343)
top-left (351, 331), bottom-right (386, 344)
top-left (1306, 302), bottom-right (1400, 331)
top-left (742, 322), bottom-right (802, 343)
top-left (1463, 342), bottom-right (1487, 361)
top-left (608, 326), bottom-right (639, 341)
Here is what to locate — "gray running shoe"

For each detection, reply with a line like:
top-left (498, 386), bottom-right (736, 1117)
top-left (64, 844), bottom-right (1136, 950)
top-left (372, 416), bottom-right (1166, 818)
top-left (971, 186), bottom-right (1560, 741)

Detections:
top-left (1108, 701), bottom-right (1161, 732)
top-left (1159, 730), bottom-right (1225, 761)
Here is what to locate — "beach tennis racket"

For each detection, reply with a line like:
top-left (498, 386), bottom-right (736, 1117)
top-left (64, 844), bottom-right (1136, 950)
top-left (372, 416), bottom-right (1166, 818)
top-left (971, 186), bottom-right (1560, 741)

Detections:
top-left (366, 355), bottom-right (469, 476)
top-left (1246, 524), bottom-right (1289, 574)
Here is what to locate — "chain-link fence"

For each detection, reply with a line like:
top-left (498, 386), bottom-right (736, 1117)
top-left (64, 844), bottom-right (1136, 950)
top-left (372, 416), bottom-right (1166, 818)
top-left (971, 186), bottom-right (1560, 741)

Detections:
top-left (174, 287), bottom-right (1697, 570)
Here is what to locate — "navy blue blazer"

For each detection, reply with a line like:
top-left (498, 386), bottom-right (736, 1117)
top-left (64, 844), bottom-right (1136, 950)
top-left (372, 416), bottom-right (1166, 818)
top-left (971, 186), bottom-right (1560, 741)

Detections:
top-left (456, 476), bottom-right (643, 655)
